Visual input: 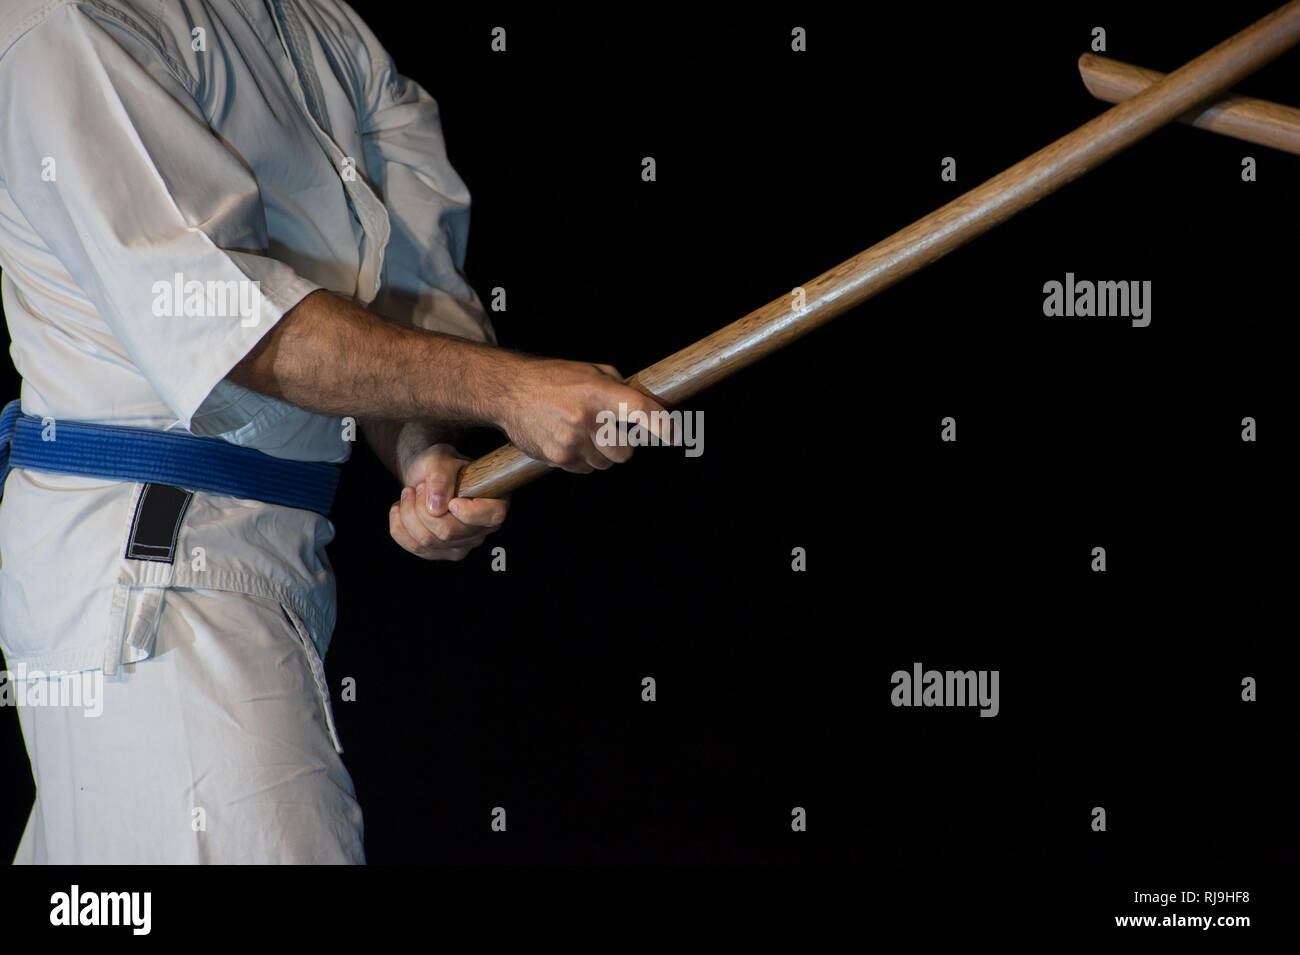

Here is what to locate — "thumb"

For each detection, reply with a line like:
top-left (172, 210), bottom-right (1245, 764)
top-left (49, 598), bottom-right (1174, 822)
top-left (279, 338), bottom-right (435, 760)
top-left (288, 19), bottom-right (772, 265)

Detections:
top-left (407, 445), bottom-right (466, 517)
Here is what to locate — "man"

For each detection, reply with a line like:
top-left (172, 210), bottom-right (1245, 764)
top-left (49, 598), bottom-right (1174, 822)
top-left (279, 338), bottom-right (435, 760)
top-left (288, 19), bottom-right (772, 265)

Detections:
top-left (0, 0), bottom-right (662, 863)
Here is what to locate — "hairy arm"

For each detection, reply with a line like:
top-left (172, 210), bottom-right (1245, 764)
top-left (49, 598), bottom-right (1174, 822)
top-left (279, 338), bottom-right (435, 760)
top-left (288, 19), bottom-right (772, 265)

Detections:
top-left (227, 289), bottom-right (511, 425)
top-left (357, 417), bottom-right (453, 483)
top-left (226, 288), bottom-right (665, 476)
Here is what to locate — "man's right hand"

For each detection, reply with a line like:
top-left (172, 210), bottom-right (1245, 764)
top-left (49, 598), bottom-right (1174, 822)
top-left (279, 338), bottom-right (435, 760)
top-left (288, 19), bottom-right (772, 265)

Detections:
top-left (494, 359), bottom-right (668, 473)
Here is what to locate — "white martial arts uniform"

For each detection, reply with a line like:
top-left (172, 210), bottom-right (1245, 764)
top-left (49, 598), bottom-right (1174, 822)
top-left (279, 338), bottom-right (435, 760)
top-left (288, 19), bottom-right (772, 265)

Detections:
top-left (0, 0), bottom-right (494, 862)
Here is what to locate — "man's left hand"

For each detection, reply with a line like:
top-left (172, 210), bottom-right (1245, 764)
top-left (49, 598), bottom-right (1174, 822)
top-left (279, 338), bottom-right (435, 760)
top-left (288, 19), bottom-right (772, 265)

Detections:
top-left (388, 444), bottom-right (508, 560)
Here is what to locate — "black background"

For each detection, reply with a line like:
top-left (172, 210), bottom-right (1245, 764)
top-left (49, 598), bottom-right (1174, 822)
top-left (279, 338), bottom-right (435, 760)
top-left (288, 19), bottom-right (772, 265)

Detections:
top-left (0, 0), bottom-right (1294, 892)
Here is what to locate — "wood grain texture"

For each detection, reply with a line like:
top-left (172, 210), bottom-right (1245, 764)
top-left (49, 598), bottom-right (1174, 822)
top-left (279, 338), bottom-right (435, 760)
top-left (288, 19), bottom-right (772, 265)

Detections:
top-left (456, 2), bottom-right (1300, 500)
top-left (1079, 52), bottom-right (1300, 155)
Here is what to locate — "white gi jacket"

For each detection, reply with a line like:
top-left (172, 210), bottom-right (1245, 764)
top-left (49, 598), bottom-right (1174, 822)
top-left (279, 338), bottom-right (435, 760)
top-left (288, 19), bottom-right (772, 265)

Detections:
top-left (0, 0), bottom-right (494, 676)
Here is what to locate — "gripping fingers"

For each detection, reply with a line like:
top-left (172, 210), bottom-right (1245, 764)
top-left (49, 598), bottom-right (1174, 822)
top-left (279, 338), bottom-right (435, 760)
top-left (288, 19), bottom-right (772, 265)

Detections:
top-left (446, 496), bottom-right (508, 528)
top-left (388, 503), bottom-right (423, 553)
top-left (594, 428), bottom-right (634, 465)
top-left (583, 434), bottom-right (619, 470)
top-left (393, 487), bottom-right (487, 559)
top-left (621, 393), bottom-right (672, 445)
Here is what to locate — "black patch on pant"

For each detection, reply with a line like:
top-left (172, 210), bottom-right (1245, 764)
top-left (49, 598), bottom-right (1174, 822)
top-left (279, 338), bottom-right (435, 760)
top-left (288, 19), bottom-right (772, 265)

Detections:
top-left (125, 483), bottom-right (193, 563)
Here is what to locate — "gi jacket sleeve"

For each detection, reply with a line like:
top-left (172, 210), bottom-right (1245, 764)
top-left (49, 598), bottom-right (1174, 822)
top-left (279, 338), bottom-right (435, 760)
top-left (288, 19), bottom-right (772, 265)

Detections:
top-left (0, 5), bottom-right (323, 430)
top-left (336, 4), bottom-right (497, 346)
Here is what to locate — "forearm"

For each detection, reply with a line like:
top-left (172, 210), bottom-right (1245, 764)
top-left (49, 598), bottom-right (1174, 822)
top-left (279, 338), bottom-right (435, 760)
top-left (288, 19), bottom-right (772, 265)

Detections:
top-left (229, 287), bottom-right (670, 477)
top-left (360, 417), bottom-right (459, 483)
top-left (227, 288), bottom-right (517, 425)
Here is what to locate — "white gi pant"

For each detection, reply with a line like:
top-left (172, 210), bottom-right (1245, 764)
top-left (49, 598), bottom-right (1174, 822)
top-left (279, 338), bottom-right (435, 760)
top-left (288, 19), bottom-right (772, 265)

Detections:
top-left (11, 587), bottom-right (364, 864)
top-left (1, 469), bottom-right (365, 865)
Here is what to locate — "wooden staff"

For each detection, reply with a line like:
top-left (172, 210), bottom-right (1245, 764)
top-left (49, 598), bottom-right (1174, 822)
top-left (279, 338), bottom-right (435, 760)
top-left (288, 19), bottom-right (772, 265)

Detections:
top-left (1079, 53), bottom-right (1300, 154)
top-left (456, 2), bottom-right (1300, 499)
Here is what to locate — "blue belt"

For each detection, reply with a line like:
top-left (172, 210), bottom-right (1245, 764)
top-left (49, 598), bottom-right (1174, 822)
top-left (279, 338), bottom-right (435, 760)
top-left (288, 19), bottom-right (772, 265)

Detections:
top-left (0, 400), bottom-right (339, 515)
